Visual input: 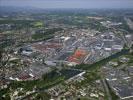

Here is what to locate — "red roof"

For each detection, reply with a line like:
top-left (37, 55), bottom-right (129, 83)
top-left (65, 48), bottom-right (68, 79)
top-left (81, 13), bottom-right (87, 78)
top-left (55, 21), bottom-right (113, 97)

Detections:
top-left (68, 49), bottom-right (87, 64)
top-left (19, 74), bottom-right (31, 80)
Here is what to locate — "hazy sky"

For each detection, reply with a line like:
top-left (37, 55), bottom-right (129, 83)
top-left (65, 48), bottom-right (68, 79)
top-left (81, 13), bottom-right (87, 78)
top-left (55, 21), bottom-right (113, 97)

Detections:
top-left (1, 0), bottom-right (133, 9)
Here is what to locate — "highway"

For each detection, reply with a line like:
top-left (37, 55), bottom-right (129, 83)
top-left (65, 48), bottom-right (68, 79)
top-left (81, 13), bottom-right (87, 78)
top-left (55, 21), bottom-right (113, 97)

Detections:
top-left (101, 79), bottom-right (112, 100)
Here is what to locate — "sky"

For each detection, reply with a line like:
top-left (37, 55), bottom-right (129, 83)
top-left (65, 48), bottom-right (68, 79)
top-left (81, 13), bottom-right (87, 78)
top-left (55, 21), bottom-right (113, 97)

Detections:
top-left (1, 0), bottom-right (133, 9)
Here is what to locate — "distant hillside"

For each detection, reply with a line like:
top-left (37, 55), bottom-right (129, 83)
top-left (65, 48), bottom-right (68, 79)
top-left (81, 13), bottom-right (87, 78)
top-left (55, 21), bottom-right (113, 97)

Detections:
top-left (0, 6), bottom-right (45, 14)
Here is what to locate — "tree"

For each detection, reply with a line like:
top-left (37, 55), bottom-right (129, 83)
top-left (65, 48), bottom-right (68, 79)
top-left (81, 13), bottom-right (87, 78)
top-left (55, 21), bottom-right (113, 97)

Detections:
top-left (130, 44), bottom-right (133, 53)
top-left (0, 49), bottom-right (10, 80)
top-left (0, 50), bottom-right (2, 62)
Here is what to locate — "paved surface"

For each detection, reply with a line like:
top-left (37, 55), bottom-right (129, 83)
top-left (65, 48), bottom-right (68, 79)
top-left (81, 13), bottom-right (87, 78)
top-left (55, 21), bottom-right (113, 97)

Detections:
top-left (101, 79), bottom-right (112, 100)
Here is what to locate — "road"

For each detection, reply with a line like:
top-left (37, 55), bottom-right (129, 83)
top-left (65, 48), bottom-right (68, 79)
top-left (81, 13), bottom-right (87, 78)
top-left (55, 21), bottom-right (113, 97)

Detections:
top-left (101, 79), bottom-right (112, 100)
top-left (112, 27), bottom-right (129, 48)
top-left (124, 17), bottom-right (133, 30)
